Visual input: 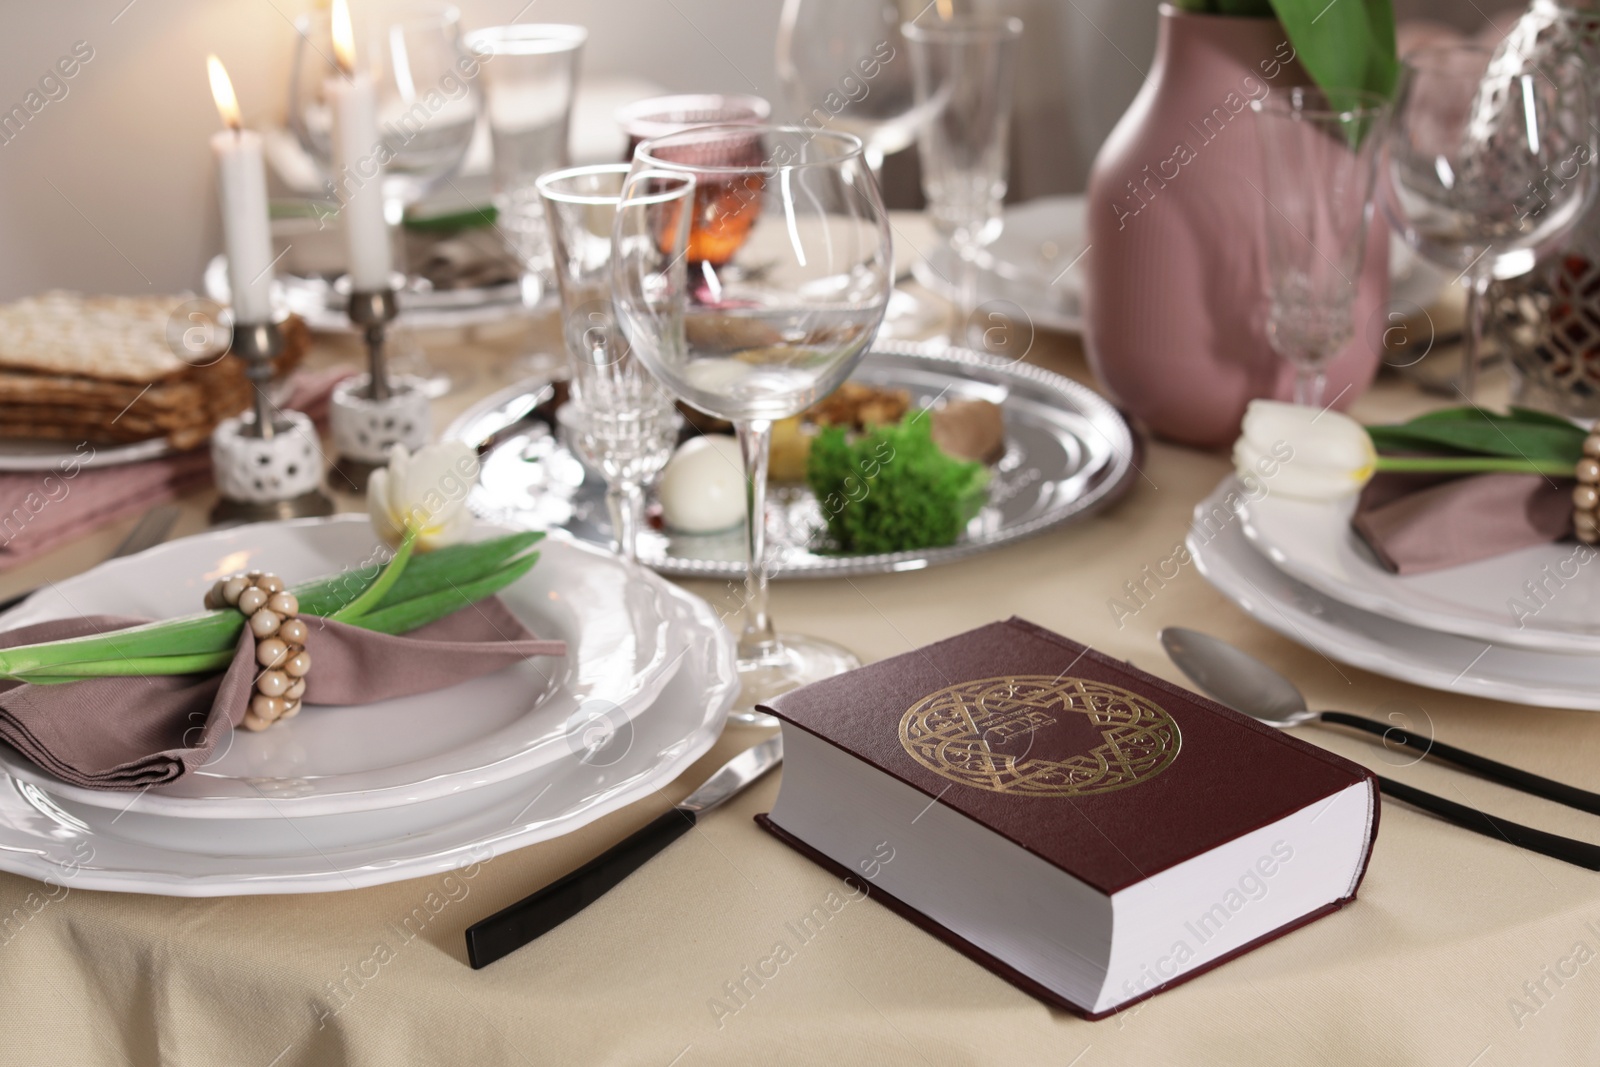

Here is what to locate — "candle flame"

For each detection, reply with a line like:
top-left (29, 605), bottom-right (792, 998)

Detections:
top-left (207, 54), bottom-right (242, 130)
top-left (332, 0), bottom-right (357, 74)
top-left (935, 0), bottom-right (953, 20)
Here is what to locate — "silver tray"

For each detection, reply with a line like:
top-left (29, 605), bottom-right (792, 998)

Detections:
top-left (447, 340), bottom-right (1139, 579)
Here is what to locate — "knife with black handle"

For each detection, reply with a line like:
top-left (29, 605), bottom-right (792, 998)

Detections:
top-left (465, 734), bottom-right (783, 968)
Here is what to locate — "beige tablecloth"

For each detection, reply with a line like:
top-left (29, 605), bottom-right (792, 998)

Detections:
top-left (0, 290), bottom-right (1596, 1066)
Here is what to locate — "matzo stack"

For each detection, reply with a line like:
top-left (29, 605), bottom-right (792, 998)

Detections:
top-left (0, 292), bottom-right (306, 449)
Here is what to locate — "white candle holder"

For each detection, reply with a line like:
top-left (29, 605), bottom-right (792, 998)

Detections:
top-left (330, 289), bottom-right (431, 490)
top-left (210, 320), bottom-right (336, 524)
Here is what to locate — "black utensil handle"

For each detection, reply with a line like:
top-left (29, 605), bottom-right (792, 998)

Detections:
top-left (1375, 775), bottom-right (1600, 871)
top-left (1324, 712), bottom-right (1600, 817)
top-left (465, 808), bottom-right (696, 969)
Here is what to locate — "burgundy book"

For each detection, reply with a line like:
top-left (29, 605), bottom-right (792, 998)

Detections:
top-left (757, 617), bottom-right (1378, 1019)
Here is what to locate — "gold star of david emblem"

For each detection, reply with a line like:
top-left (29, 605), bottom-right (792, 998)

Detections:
top-left (899, 675), bottom-right (1182, 797)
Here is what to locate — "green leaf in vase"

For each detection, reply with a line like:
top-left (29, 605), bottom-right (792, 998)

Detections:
top-left (1269, 0), bottom-right (1398, 99)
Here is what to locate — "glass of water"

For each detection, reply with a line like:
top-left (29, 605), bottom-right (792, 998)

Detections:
top-left (612, 126), bottom-right (892, 710)
top-left (537, 163), bottom-right (685, 562)
top-left (466, 24), bottom-right (587, 306)
top-left (903, 13), bottom-right (1023, 340)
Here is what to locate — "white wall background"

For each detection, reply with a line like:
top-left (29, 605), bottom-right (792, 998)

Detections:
top-left (0, 0), bottom-right (1504, 300)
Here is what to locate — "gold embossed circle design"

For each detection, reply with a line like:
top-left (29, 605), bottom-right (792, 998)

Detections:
top-left (898, 675), bottom-right (1181, 797)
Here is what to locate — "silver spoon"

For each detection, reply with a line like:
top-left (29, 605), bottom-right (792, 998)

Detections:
top-left (1161, 627), bottom-right (1600, 870)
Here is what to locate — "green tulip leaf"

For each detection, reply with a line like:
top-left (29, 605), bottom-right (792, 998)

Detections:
top-left (1268, 0), bottom-right (1398, 98)
top-left (1369, 407), bottom-right (1585, 464)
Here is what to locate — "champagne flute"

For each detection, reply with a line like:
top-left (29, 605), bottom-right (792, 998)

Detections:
top-left (537, 163), bottom-right (684, 562)
top-left (903, 13), bottom-right (1024, 343)
top-left (1383, 43), bottom-right (1596, 398)
top-left (612, 126), bottom-right (892, 714)
top-left (1251, 86), bottom-right (1387, 407)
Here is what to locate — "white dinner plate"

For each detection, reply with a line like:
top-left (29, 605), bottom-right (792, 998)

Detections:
top-left (913, 196), bottom-right (1086, 334)
top-left (0, 516), bottom-right (696, 817)
top-left (1192, 479), bottom-right (1600, 711)
top-left (0, 591), bottom-right (737, 895)
top-left (1239, 488), bottom-right (1600, 654)
top-left (0, 437), bottom-right (174, 472)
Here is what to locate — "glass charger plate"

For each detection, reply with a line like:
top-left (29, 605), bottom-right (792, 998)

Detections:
top-left (0, 516), bottom-right (700, 818)
top-left (1192, 478), bottom-right (1600, 710)
top-left (0, 596), bottom-right (736, 895)
top-left (448, 340), bottom-right (1139, 579)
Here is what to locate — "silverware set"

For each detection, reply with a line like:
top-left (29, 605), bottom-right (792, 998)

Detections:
top-left (1162, 627), bottom-right (1600, 871)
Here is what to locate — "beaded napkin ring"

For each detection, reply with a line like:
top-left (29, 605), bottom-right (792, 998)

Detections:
top-left (1575, 433), bottom-right (1600, 545)
top-left (204, 572), bottom-right (311, 731)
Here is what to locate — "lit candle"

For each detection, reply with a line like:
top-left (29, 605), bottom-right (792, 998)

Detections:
top-left (326, 0), bottom-right (393, 292)
top-left (207, 56), bottom-right (275, 324)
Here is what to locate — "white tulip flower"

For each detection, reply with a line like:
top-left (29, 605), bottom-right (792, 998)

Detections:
top-left (368, 441), bottom-right (480, 551)
top-left (1233, 400), bottom-right (1376, 501)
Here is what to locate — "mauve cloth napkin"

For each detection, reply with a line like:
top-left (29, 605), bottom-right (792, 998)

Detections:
top-left (1351, 472), bottom-right (1574, 575)
top-left (0, 597), bottom-right (565, 789)
top-left (0, 369), bottom-right (352, 573)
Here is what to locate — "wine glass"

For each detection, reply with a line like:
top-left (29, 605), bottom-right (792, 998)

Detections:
top-left (615, 95), bottom-right (771, 280)
top-left (1251, 86), bottom-right (1388, 407)
top-left (611, 126), bottom-right (893, 714)
top-left (537, 163), bottom-right (685, 562)
top-left (290, 2), bottom-right (480, 228)
top-left (903, 13), bottom-right (1024, 343)
top-left (616, 94), bottom-right (771, 159)
top-left (776, 0), bottom-right (926, 178)
top-left (1384, 43), bottom-right (1597, 399)
top-left (777, 0), bottom-right (942, 338)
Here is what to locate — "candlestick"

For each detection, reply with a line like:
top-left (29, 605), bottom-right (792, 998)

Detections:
top-left (327, 0), bottom-right (393, 292)
top-left (210, 319), bottom-right (336, 524)
top-left (330, 286), bottom-right (430, 490)
top-left (207, 56), bottom-right (275, 324)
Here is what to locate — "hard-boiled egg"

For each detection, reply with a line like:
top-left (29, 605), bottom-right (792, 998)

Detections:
top-left (659, 435), bottom-right (746, 533)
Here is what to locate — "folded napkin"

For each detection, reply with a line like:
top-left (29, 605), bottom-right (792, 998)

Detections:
top-left (0, 597), bottom-right (565, 790)
top-left (1352, 472), bottom-right (1574, 575)
top-left (0, 369), bottom-right (353, 573)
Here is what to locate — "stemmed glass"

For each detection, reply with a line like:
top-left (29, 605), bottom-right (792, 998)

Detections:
top-left (537, 164), bottom-right (685, 563)
top-left (777, 0), bottom-right (942, 338)
top-left (776, 0), bottom-right (927, 179)
top-left (1250, 86), bottom-right (1388, 407)
top-left (903, 13), bottom-right (1024, 344)
top-left (1384, 43), bottom-right (1596, 399)
top-left (611, 126), bottom-right (892, 713)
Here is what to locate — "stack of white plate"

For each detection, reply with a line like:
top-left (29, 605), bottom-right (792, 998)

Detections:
top-left (0, 517), bottom-right (737, 895)
top-left (1188, 478), bottom-right (1600, 711)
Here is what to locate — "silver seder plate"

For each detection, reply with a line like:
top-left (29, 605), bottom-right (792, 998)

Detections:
top-left (448, 340), bottom-right (1139, 579)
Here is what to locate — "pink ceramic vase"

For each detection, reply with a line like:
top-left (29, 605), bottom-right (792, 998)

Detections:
top-left (1084, 5), bottom-right (1388, 449)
